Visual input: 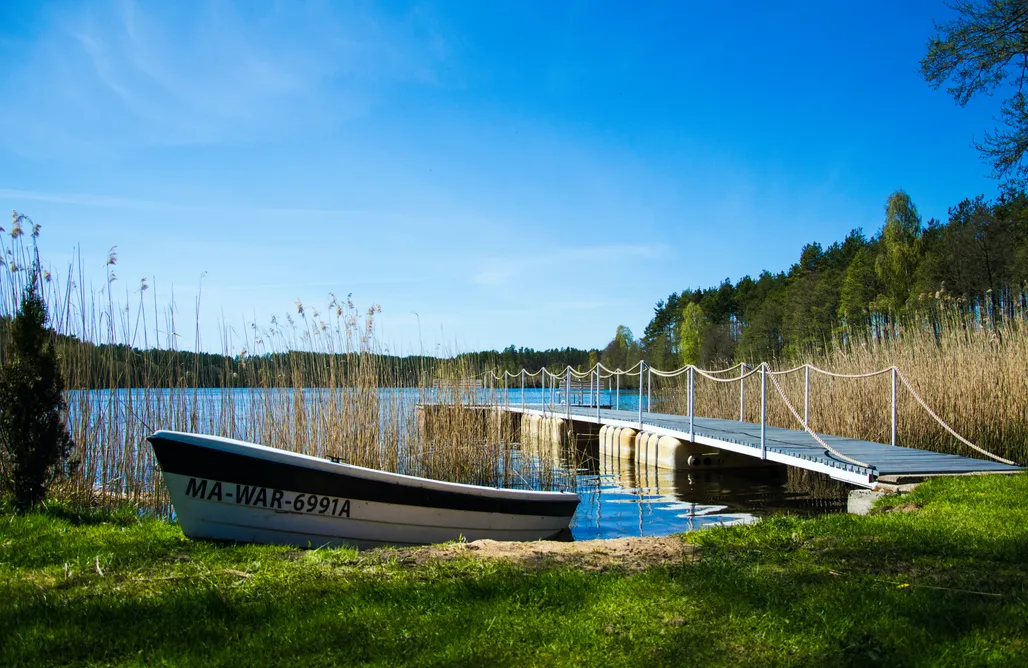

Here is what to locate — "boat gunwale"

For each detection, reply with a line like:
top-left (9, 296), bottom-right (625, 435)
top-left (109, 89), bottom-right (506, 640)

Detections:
top-left (149, 430), bottom-right (579, 503)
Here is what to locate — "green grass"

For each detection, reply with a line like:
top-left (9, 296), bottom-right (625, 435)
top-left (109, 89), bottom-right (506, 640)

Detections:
top-left (3, 474), bottom-right (1027, 667)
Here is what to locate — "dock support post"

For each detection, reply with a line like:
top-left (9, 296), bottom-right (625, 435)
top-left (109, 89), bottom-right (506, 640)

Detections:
top-left (891, 366), bottom-right (897, 446)
top-left (596, 366), bottom-right (601, 420)
top-left (638, 362), bottom-right (645, 427)
top-left (521, 369), bottom-right (525, 412)
top-left (616, 371), bottom-right (620, 411)
top-left (760, 363), bottom-right (767, 460)
top-left (804, 364), bottom-right (810, 426)
top-left (739, 363), bottom-right (745, 422)
top-left (688, 366), bottom-right (695, 440)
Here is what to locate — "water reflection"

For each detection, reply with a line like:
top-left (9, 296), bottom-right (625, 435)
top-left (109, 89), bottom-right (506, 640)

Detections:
top-left (569, 446), bottom-right (853, 540)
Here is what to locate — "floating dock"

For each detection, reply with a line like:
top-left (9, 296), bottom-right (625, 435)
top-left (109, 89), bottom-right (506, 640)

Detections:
top-left (494, 405), bottom-right (1021, 488)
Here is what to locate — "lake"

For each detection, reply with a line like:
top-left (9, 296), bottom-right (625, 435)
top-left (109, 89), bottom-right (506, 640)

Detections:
top-left (569, 450), bottom-right (851, 540)
top-left (69, 387), bottom-right (853, 539)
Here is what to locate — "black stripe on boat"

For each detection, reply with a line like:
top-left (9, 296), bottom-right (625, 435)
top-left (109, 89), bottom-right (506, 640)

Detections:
top-left (148, 436), bottom-right (578, 518)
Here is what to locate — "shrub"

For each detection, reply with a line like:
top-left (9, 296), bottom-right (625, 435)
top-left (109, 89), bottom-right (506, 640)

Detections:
top-left (0, 268), bottom-right (75, 510)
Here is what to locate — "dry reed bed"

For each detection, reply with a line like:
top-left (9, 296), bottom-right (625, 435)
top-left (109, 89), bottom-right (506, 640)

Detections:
top-left (656, 305), bottom-right (1028, 464)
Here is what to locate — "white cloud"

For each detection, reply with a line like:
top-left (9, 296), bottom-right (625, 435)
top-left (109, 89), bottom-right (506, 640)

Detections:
top-left (0, 0), bottom-right (453, 153)
top-left (0, 188), bottom-right (408, 221)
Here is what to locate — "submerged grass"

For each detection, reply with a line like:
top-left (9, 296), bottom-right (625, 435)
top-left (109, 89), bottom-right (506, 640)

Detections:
top-left (2, 473), bottom-right (1026, 667)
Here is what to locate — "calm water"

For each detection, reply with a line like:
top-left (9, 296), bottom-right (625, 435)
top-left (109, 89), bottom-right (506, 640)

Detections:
top-left (72, 387), bottom-right (853, 538)
top-left (567, 449), bottom-right (852, 540)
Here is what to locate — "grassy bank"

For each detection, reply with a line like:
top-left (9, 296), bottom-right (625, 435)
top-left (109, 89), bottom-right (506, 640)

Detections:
top-left (3, 473), bottom-right (1026, 667)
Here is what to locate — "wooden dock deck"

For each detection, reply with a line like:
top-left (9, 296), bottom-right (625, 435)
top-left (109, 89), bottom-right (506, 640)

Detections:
top-left (497, 404), bottom-right (1022, 488)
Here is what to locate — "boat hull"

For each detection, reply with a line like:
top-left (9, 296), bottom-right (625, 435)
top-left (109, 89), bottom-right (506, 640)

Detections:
top-left (149, 431), bottom-right (579, 548)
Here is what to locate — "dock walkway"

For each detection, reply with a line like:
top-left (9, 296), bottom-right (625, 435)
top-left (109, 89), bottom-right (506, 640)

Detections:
top-left (496, 404), bottom-right (1021, 488)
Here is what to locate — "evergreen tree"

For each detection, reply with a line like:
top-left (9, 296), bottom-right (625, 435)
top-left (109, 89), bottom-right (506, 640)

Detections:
top-left (876, 190), bottom-right (923, 311)
top-left (0, 270), bottom-right (75, 510)
top-left (838, 246), bottom-right (880, 325)
top-left (678, 302), bottom-right (706, 366)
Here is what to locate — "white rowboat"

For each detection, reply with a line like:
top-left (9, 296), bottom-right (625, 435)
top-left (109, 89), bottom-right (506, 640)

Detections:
top-left (148, 431), bottom-right (580, 548)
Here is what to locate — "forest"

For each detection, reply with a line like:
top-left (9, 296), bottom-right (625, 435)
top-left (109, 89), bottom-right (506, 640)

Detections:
top-left (4, 189), bottom-right (1026, 388)
top-left (611, 189), bottom-right (1028, 371)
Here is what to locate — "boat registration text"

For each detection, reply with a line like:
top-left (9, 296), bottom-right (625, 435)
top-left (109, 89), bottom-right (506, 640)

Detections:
top-left (183, 477), bottom-right (351, 517)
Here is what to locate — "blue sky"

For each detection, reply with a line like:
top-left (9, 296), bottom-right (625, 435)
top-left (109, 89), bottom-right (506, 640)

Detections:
top-left (0, 1), bottom-right (1005, 355)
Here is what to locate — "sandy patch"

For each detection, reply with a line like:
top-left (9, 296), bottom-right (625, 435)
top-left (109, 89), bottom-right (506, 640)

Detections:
top-left (385, 535), bottom-right (698, 572)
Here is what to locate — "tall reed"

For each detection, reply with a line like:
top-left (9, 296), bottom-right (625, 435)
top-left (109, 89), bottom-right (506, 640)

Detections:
top-left (654, 297), bottom-right (1028, 464)
top-left (0, 216), bottom-right (572, 514)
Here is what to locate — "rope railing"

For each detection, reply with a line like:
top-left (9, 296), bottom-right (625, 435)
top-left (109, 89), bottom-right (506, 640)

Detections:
top-left (765, 367), bottom-right (872, 470)
top-left (469, 357), bottom-right (1015, 467)
top-left (796, 364), bottom-right (895, 379)
top-left (895, 368), bottom-right (1016, 466)
top-left (693, 364), bottom-right (763, 383)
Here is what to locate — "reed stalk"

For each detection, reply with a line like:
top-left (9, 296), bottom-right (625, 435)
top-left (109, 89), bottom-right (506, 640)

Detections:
top-left (654, 297), bottom-right (1028, 464)
top-left (0, 220), bottom-right (572, 514)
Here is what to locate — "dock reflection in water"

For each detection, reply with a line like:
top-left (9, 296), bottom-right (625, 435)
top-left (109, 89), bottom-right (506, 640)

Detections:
top-left (570, 447), bottom-right (853, 541)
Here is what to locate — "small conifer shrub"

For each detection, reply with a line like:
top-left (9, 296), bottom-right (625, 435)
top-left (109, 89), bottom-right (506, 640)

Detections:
top-left (0, 268), bottom-right (75, 510)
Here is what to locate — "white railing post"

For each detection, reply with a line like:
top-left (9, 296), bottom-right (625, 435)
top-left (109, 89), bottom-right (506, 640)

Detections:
top-left (588, 367), bottom-right (592, 407)
top-left (596, 366), bottom-right (601, 420)
top-left (521, 369), bottom-right (525, 412)
top-left (638, 362), bottom-right (645, 427)
top-left (565, 366), bottom-right (571, 420)
top-left (615, 371), bottom-right (620, 410)
top-left (541, 368), bottom-right (546, 412)
top-left (891, 366), bottom-right (897, 446)
top-left (739, 362), bottom-right (745, 422)
top-left (647, 365), bottom-right (653, 413)
top-left (760, 363), bottom-right (767, 460)
top-left (688, 365), bottom-right (695, 440)
top-left (804, 364), bottom-right (810, 426)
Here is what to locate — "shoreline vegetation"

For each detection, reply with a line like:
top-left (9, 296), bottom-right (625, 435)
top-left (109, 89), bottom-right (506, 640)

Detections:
top-left (2, 472), bottom-right (1025, 666)
top-left (1, 201), bottom-right (1026, 664)
top-left (6, 4), bottom-right (1028, 661)
top-left (2, 198), bottom-right (1028, 510)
